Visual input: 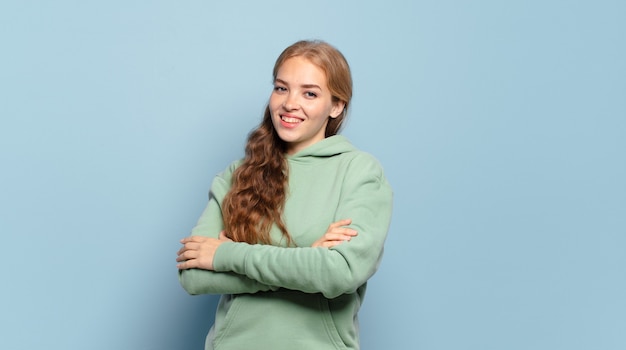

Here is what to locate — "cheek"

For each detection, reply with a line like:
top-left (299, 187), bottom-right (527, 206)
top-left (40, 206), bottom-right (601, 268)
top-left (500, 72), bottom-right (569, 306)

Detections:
top-left (313, 103), bottom-right (334, 119)
top-left (269, 93), bottom-right (281, 111)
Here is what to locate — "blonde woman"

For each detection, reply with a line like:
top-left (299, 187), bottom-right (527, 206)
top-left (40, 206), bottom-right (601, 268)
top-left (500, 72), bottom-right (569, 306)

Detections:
top-left (177, 40), bottom-right (393, 350)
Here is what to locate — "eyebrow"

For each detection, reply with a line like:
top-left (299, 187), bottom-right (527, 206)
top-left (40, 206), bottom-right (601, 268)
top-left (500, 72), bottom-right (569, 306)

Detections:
top-left (274, 78), bottom-right (322, 90)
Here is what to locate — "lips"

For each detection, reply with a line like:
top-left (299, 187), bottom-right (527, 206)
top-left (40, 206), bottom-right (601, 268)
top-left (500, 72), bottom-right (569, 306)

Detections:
top-left (281, 115), bottom-right (302, 123)
top-left (280, 114), bottom-right (303, 128)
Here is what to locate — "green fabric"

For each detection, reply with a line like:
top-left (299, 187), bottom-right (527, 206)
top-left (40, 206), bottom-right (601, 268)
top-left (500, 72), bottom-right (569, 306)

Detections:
top-left (179, 135), bottom-right (393, 350)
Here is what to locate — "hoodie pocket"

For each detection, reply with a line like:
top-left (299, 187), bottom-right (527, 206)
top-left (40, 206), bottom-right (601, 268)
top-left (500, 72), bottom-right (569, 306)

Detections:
top-left (211, 291), bottom-right (348, 350)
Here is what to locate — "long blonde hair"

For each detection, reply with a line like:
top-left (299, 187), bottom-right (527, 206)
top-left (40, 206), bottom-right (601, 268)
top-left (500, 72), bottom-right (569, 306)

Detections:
top-left (222, 40), bottom-right (353, 244)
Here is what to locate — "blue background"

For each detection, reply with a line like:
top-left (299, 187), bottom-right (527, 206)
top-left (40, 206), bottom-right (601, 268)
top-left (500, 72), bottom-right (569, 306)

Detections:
top-left (1, 1), bottom-right (624, 349)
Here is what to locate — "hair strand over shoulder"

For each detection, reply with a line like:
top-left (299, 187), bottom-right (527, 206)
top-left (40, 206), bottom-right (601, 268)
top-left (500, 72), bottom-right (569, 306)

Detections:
top-left (221, 40), bottom-right (352, 245)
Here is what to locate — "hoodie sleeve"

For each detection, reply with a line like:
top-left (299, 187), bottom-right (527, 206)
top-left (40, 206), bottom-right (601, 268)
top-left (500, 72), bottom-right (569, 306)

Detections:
top-left (212, 153), bottom-right (393, 299)
top-left (178, 163), bottom-right (278, 295)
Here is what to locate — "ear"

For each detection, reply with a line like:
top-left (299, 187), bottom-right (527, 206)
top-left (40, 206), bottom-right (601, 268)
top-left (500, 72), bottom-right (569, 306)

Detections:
top-left (329, 101), bottom-right (346, 119)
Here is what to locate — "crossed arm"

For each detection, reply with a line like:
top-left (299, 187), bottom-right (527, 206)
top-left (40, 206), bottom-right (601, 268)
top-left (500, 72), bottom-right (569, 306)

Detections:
top-left (177, 155), bottom-right (392, 297)
top-left (176, 218), bottom-right (357, 271)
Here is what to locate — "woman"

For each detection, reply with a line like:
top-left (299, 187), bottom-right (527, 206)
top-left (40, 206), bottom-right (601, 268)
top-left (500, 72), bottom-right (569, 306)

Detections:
top-left (177, 40), bottom-right (393, 350)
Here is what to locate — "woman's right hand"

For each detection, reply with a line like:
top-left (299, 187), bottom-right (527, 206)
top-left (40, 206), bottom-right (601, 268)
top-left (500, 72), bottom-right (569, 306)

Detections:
top-left (312, 219), bottom-right (358, 248)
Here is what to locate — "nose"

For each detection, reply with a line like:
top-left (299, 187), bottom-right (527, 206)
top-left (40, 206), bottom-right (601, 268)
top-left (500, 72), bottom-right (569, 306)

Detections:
top-left (283, 92), bottom-right (299, 111)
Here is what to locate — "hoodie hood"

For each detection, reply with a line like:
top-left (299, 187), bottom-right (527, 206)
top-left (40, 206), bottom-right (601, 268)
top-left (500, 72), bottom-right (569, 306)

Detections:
top-left (287, 135), bottom-right (356, 163)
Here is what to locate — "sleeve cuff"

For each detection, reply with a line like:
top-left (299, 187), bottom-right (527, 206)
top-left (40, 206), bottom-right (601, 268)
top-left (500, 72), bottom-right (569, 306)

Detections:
top-left (213, 241), bottom-right (249, 273)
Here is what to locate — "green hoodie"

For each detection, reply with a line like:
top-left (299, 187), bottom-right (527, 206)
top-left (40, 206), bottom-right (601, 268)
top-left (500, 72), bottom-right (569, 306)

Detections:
top-left (180, 135), bottom-right (393, 350)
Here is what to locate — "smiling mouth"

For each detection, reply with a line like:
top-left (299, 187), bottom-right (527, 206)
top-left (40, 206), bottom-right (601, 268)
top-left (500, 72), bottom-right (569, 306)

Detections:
top-left (281, 115), bottom-right (302, 123)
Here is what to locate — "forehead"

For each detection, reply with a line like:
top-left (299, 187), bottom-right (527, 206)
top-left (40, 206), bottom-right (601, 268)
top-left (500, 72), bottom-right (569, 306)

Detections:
top-left (275, 57), bottom-right (328, 86)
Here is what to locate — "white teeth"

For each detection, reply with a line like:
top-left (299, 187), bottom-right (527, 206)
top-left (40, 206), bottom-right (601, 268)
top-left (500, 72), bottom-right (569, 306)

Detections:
top-left (281, 116), bottom-right (301, 123)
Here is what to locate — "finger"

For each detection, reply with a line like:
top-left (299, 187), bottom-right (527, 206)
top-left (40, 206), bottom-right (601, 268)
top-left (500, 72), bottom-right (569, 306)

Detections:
top-left (177, 245), bottom-right (187, 256)
top-left (328, 227), bottom-right (358, 237)
top-left (328, 218), bottom-right (352, 229)
top-left (180, 236), bottom-right (208, 244)
top-left (177, 259), bottom-right (197, 270)
top-left (177, 242), bottom-right (200, 256)
top-left (332, 218), bottom-right (352, 227)
top-left (176, 250), bottom-right (198, 262)
top-left (324, 233), bottom-right (354, 241)
top-left (176, 244), bottom-right (191, 256)
top-left (338, 228), bottom-right (358, 236)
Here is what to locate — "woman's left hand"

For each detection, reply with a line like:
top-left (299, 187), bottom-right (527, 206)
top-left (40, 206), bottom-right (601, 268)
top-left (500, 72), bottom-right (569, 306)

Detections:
top-left (312, 219), bottom-right (357, 248)
top-left (177, 231), bottom-right (233, 270)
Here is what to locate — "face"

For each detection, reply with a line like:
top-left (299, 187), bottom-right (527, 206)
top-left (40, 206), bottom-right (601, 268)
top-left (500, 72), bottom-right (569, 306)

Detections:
top-left (269, 56), bottom-right (345, 155)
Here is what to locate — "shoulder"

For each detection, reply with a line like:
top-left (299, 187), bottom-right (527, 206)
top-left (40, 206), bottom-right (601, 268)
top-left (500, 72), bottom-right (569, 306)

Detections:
top-left (211, 159), bottom-right (244, 189)
top-left (318, 135), bottom-right (388, 182)
top-left (337, 148), bottom-right (393, 200)
top-left (220, 159), bottom-right (244, 178)
top-left (340, 148), bottom-right (387, 180)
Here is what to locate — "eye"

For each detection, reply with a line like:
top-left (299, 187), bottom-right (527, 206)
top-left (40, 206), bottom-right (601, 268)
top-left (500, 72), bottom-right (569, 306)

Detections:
top-left (273, 85), bottom-right (287, 93)
top-left (304, 91), bottom-right (317, 98)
